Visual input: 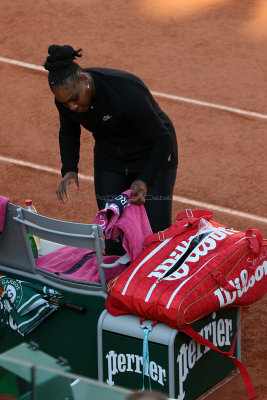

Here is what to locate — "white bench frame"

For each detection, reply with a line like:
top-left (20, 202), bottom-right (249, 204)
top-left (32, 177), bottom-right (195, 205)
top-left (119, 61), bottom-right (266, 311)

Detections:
top-left (0, 203), bottom-right (129, 294)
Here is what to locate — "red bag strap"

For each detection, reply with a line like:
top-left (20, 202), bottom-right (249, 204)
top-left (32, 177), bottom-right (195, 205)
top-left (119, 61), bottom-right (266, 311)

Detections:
top-left (212, 270), bottom-right (237, 292)
top-left (140, 318), bottom-right (158, 328)
top-left (143, 210), bottom-right (213, 249)
top-left (180, 308), bottom-right (256, 400)
top-left (143, 225), bottom-right (189, 248)
top-left (176, 209), bottom-right (213, 221)
top-left (246, 228), bottom-right (263, 255)
top-left (211, 228), bottom-right (264, 291)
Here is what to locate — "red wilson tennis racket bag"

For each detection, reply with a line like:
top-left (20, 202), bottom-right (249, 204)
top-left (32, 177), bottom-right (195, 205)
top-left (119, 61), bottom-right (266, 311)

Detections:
top-left (106, 209), bottom-right (267, 327)
top-left (106, 209), bottom-right (267, 399)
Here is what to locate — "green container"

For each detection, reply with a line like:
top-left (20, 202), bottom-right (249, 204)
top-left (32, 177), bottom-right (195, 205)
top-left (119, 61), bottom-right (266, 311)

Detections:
top-left (98, 308), bottom-right (240, 399)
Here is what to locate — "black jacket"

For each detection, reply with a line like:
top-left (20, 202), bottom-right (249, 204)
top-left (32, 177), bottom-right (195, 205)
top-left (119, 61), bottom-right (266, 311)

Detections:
top-left (56, 67), bottom-right (178, 187)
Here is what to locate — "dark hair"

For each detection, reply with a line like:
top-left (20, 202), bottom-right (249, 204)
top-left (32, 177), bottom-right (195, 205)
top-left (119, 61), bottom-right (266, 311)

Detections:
top-left (44, 44), bottom-right (82, 87)
top-left (124, 391), bottom-right (167, 400)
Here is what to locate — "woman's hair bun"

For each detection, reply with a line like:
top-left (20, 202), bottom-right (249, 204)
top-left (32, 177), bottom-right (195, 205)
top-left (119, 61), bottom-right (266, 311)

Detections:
top-left (44, 44), bottom-right (82, 72)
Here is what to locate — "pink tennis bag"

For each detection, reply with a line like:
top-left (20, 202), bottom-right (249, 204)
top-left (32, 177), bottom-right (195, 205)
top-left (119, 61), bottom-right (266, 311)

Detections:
top-left (106, 209), bottom-right (267, 399)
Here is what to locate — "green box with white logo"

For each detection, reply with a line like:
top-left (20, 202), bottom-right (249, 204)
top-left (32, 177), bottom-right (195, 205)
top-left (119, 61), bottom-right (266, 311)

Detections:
top-left (98, 308), bottom-right (240, 399)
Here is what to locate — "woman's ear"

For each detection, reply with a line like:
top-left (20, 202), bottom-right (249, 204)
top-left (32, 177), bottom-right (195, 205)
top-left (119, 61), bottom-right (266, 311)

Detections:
top-left (80, 72), bottom-right (89, 86)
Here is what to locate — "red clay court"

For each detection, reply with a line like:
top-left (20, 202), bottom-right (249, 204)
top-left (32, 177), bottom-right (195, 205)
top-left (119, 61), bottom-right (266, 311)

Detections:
top-left (0, 1), bottom-right (267, 398)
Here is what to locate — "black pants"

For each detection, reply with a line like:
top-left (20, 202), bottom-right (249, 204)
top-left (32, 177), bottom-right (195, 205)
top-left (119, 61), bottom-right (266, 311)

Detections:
top-left (94, 168), bottom-right (177, 254)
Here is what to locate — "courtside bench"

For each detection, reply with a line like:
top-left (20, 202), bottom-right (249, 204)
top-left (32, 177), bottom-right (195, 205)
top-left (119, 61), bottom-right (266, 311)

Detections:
top-left (0, 202), bottom-right (241, 399)
top-left (0, 202), bottom-right (128, 379)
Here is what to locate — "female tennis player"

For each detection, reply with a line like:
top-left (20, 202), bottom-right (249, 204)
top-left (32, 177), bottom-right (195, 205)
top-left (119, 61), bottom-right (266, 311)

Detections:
top-left (44, 44), bottom-right (178, 253)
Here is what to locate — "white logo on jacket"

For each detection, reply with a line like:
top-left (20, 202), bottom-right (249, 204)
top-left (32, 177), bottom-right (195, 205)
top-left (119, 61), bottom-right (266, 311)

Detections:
top-left (103, 115), bottom-right (112, 121)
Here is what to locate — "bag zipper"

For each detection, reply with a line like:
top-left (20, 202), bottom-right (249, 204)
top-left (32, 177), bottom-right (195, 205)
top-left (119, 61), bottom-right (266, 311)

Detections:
top-left (155, 231), bottom-right (211, 285)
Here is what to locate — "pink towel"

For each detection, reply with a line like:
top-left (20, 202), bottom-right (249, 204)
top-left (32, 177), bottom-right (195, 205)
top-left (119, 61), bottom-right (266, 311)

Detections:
top-left (0, 196), bottom-right (10, 234)
top-left (114, 202), bottom-right (152, 262)
top-left (94, 190), bottom-right (152, 262)
top-left (94, 190), bottom-right (131, 239)
top-left (35, 246), bottom-right (126, 283)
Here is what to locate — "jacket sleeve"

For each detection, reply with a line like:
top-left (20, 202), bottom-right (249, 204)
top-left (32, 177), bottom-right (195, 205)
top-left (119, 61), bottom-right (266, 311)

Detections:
top-left (122, 86), bottom-right (172, 187)
top-left (56, 101), bottom-right (81, 177)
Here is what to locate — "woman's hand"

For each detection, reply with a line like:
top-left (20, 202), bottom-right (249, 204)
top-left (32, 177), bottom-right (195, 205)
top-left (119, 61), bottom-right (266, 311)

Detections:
top-left (129, 180), bottom-right (148, 205)
top-left (56, 171), bottom-right (79, 203)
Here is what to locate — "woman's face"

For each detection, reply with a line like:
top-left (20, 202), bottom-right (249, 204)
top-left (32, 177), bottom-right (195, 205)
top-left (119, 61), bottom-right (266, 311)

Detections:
top-left (52, 74), bottom-right (94, 113)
